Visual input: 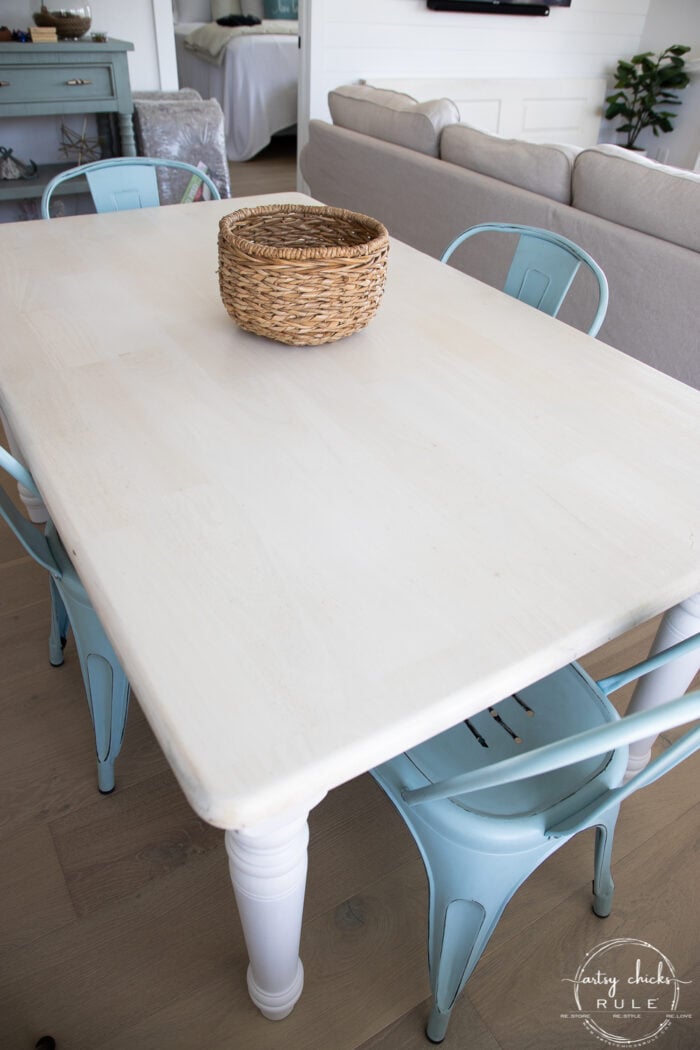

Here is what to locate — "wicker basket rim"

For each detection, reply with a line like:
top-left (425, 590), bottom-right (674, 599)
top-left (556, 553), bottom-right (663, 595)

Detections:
top-left (218, 204), bottom-right (389, 262)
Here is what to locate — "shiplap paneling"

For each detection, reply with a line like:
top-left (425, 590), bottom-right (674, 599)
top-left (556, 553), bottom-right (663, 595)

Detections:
top-left (366, 76), bottom-right (607, 144)
top-left (302, 0), bottom-right (651, 147)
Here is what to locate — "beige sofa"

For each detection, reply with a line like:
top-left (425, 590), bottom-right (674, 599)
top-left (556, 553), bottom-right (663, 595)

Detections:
top-left (300, 85), bottom-right (700, 390)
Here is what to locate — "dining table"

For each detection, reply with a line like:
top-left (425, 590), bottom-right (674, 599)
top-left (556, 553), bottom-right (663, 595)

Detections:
top-left (1, 191), bottom-right (699, 1021)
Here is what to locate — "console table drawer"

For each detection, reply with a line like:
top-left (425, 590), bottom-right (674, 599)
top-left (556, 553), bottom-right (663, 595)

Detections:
top-left (0, 63), bottom-right (117, 107)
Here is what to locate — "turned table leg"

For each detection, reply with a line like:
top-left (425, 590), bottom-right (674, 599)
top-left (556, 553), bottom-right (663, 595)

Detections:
top-left (0, 409), bottom-right (48, 523)
top-left (624, 593), bottom-right (700, 779)
top-left (225, 794), bottom-right (325, 1019)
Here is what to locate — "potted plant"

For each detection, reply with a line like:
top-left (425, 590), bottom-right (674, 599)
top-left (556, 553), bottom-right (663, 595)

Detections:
top-left (605, 44), bottom-right (691, 151)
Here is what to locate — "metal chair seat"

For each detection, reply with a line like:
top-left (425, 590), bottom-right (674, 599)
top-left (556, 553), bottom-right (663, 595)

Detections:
top-left (372, 633), bottom-right (700, 1043)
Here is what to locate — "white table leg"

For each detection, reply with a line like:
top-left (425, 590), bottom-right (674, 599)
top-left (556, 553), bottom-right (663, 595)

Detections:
top-left (625, 593), bottom-right (700, 779)
top-left (0, 408), bottom-right (48, 523)
top-left (225, 794), bottom-right (325, 1020)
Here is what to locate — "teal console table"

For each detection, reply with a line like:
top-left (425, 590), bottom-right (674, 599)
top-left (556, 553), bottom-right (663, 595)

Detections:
top-left (0, 38), bottom-right (135, 203)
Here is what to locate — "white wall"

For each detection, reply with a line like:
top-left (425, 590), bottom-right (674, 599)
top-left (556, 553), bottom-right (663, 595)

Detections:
top-left (636, 0), bottom-right (700, 168)
top-left (302, 0), bottom-right (651, 125)
top-left (300, 0), bottom-right (699, 167)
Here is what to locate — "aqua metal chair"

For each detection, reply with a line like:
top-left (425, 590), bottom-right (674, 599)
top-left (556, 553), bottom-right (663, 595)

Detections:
top-left (441, 222), bottom-right (609, 337)
top-left (40, 156), bottom-right (221, 218)
top-left (371, 633), bottom-right (700, 1043)
top-left (0, 445), bottom-right (129, 793)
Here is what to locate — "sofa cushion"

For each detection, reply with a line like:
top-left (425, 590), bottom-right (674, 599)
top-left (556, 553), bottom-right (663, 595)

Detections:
top-left (328, 84), bottom-right (459, 158)
top-left (572, 145), bottom-right (700, 253)
top-left (440, 124), bottom-right (580, 205)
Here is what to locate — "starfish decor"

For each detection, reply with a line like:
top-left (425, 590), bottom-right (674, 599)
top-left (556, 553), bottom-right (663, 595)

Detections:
top-left (59, 118), bottom-right (101, 165)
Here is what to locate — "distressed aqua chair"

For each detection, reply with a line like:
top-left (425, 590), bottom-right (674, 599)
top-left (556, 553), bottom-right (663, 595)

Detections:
top-left (41, 156), bottom-right (221, 218)
top-left (371, 633), bottom-right (700, 1043)
top-left (441, 223), bottom-right (609, 337)
top-left (0, 445), bottom-right (129, 793)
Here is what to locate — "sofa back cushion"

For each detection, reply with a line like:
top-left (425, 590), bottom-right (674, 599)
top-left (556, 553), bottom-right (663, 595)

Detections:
top-left (328, 84), bottom-right (459, 158)
top-left (572, 145), bottom-right (700, 253)
top-left (440, 124), bottom-right (579, 204)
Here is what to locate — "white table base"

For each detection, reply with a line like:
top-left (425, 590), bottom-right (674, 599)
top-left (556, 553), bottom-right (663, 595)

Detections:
top-left (625, 593), bottom-right (700, 778)
top-left (225, 794), bottom-right (326, 1019)
top-left (0, 409), bottom-right (48, 524)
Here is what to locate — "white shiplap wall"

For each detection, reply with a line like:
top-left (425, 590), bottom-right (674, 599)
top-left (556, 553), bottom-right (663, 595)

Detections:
top-left (300, 0), bottom-right (652, 146)
top-left (638, 0), bottom-right (700, 168)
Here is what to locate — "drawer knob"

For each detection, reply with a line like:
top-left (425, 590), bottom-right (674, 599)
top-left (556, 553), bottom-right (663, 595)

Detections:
top-left (0, 81), bottom-right (10, 88)
top-left (66, 78), bottom-right (93, 86)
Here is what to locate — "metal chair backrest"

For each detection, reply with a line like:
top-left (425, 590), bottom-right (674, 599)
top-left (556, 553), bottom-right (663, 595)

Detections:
top-left (402, 632), bottom-right (700, 818)
top-left (441, 222), bottom-right (609, 337)
top-left (41, 156), bottom-right (222, 218)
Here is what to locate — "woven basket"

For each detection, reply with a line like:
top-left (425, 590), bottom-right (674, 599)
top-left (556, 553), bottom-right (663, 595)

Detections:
top-left (34, 10), bottom-right (91, 38)
top-left (218, 204), bottom-right (390, 346)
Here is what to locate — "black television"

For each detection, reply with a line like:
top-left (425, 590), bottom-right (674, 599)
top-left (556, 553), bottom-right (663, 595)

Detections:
top-left (427, 1), bottom-right (572, 14)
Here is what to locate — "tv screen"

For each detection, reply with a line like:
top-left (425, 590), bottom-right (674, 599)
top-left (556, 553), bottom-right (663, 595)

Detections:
top-left (427, 1), bottom-right (572, 12)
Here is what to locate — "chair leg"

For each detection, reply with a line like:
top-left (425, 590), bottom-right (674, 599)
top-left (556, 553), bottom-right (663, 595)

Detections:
top-left (48, 577), bottom-right (70, 667)
top-left (426, 896), bottom-right (490, 1043)
top-left (592, 808), bottom-right (619, 918)
top-left (84, 649), bottom-right (130, 794)
top-left (54, 582), bottom-right (130, 794)
top-left (415, 824), bottom-right (564, 1044)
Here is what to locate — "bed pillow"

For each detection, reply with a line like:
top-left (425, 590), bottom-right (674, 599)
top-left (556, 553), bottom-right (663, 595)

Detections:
top-left (241, 0), bottom-right (264, 16)
top-left (211, 0), bottom-right (242, 18)
top-left (263, 0), bottom-right (297, 18)
top-left (328, 84), bottom-right (459, 158)
top-left (173, 0), bottom-right (211, 22)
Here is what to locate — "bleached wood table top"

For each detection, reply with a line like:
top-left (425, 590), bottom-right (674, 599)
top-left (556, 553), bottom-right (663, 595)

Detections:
top-left (2, 192), bottom-right (700, 831)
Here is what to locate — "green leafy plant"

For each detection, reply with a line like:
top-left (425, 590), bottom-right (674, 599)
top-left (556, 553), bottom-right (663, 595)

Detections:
top-left (605, 44), bottom-right (691, 150)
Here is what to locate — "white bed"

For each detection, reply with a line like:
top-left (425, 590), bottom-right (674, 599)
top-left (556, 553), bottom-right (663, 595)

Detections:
top-left (174, 20), bottom-right (299, 162)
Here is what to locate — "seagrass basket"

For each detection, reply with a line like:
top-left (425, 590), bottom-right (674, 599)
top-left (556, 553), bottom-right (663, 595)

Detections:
top-left (217, 204), bottom-right (390, 346)
top-left (33, 7), bottom-right (91, 38)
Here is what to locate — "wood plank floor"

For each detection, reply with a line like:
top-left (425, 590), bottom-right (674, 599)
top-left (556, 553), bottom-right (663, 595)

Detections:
top-left (228, 134), bottom-right (299, 197)
top-left (1, 145), bottom-right (698, 1048)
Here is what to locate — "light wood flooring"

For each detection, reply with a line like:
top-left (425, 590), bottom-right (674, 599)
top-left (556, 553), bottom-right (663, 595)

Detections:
top-left (227, 134), bottom-right (299, 197)
top-left (1, 143), bottom-right (699, 1048)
